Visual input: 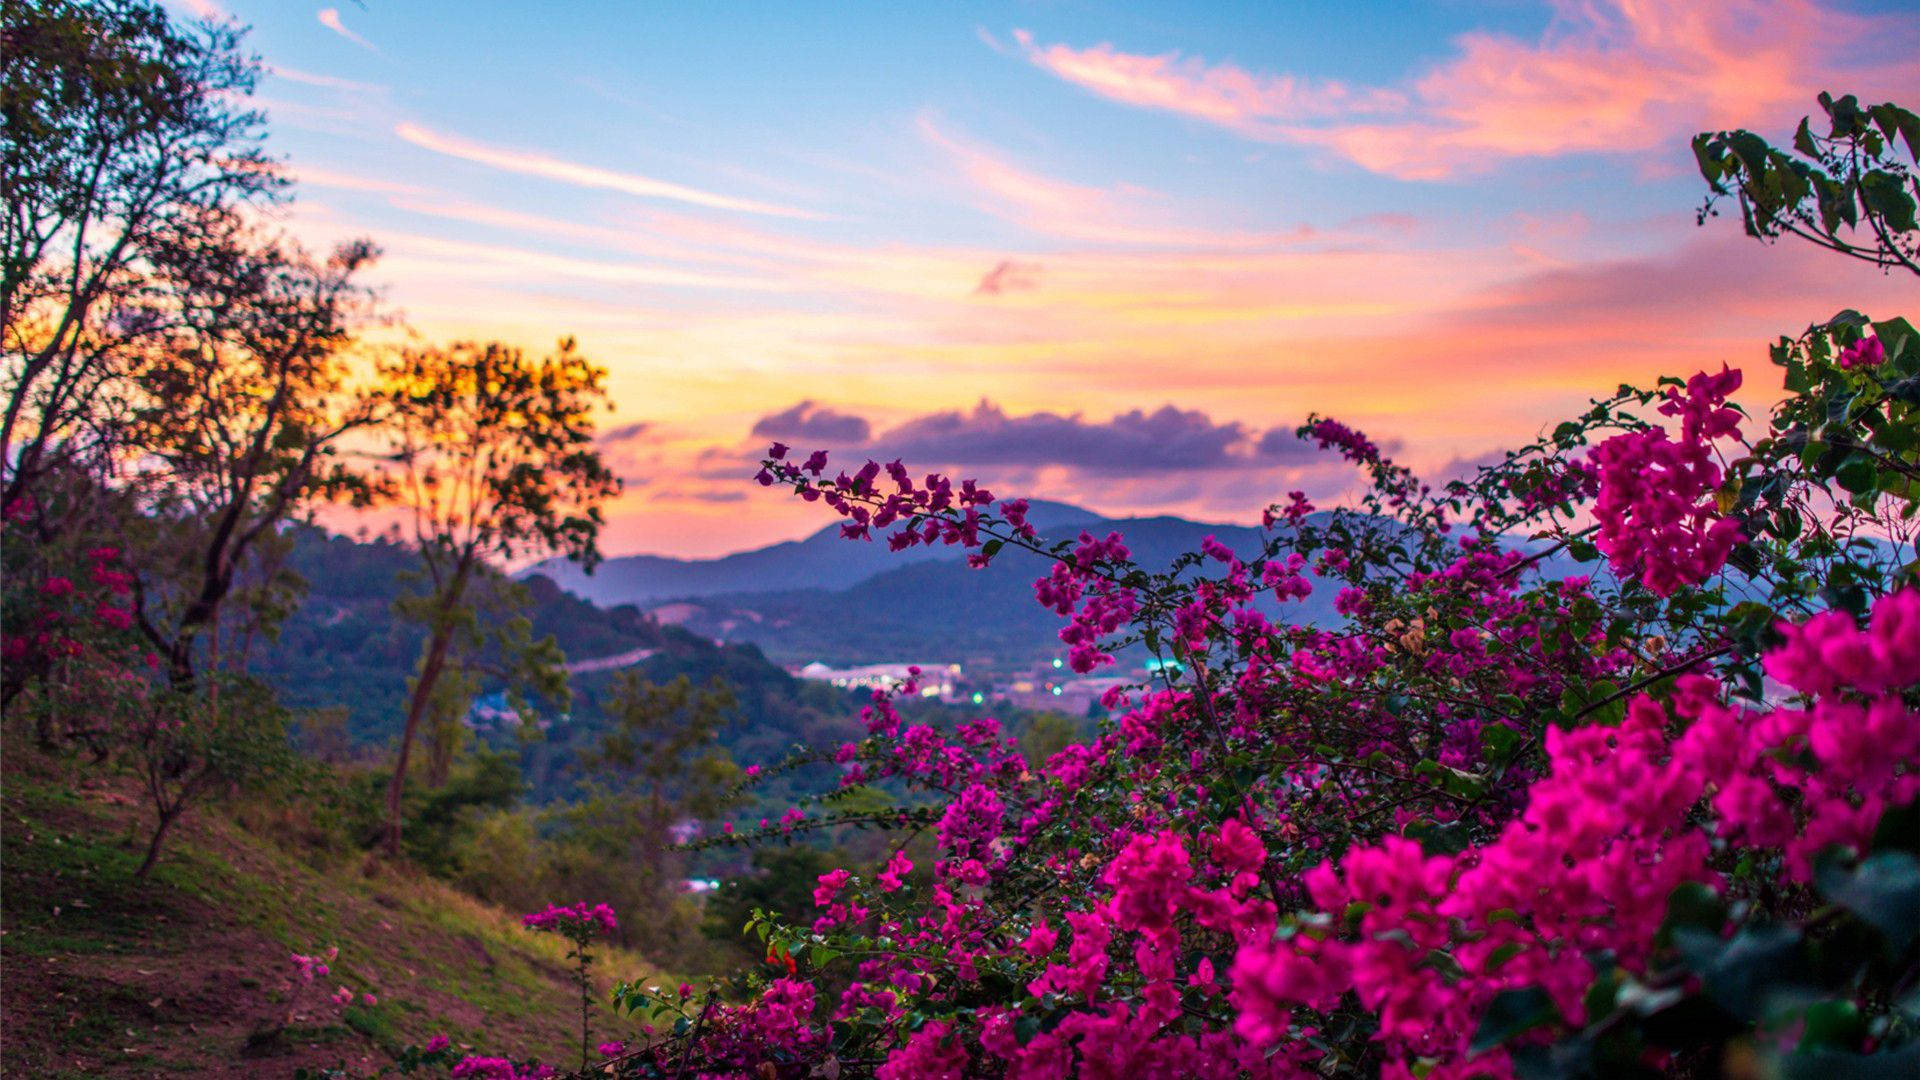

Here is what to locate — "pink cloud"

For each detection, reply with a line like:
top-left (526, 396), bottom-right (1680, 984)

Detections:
top-left (293, 164), bottom-right (425, 196)
top-left (974, 259), bottom-right (1042, 295)
top-left (317, 8), bottom-right (377, 52)
top-left (1010, 1), bottom-right (1913, 179)
top-left (172, 0), bottom-right (225, 21)
top-left (270, 65), bottom-right (385, 94)
top-left (916, 113), bottom-right (1315, 247)
top-left (1012, 27), bottom-right (1404, 138)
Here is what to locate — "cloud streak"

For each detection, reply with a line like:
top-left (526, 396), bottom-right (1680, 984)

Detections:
top-left (917, 114), bottom-right (1313, 247)
top-left (393, 122), bottom-right (823, 219)
top-left (1013, 27), bottom-right (1404, 136)
top-left (271, 64), bottom-right (385, 94)
top-left (317, 8), bottom-right (378, 52)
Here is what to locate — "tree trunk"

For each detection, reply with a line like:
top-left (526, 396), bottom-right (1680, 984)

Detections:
top-left (134, 808), bottom-right (178, 879)
top-left (383, 624), bottom-right (454, 855)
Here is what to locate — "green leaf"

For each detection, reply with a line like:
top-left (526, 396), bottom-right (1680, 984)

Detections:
top-left (1794, 116), bottom-right (1820, 157)
top-left (1470, 986), bottom-right (1559, 1054)
top-left (1481, 723), bottom-right (1522, 758)
top-left (1674, 922), bottom-right (1806, 1021)
top-left (1834, 454), bottom-right (1877, 495)
top-left (1661, 881), bottom-right (1729, 943)
top-left (1870, 799), bottom-right (1920, 856)
top-left (1816, 850), bottom-right (1920, 952)
top-left (1797, 1000), bottom-right (1866, 1052)
top-left (1860, 170), bottom-right (1919, 232)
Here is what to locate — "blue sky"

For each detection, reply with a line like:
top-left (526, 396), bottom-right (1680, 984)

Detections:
top-left (174, 0), bottom-right (1918, 556)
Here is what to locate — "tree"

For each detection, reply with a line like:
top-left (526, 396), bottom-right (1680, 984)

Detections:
top-left (1696, 92), bottom-right (1919, 276)
top-left (375, 338), bottom-right (619, 853)
top-left (1, 0), bottom-right (381, 879)
top-left (124, 223), bottom-right (382, 688)
top-left (2, 0), bottom-right (279, 513)
top-left (591, 671), bottom-right (741, 826)
top-left (128, 674), bottom-right (289, 878)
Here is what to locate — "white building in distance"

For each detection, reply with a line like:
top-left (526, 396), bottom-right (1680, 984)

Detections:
top-left (794, 661), bottom-right (962, 698)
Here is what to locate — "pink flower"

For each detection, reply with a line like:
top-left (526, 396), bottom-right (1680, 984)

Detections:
top-left (1836, 335), bottom-right (1885, 369)
top-left (522, 901), bottom-right (617, 937)
top-left (877, 849), bottom-right (913, 892)
top-left (94, 605), bottom-right (134, 630)
top-left (877, 1020), bottom-right (969, 1079)
top-left (812, 868), bottom-right (852, 908)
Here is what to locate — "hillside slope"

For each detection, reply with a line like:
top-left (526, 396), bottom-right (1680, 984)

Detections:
top-left (0, 757), bottom-right (665, 1078)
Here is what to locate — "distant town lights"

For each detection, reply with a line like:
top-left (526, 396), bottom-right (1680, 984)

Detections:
top-left (971, 692), bottom-right (984, 704)
top-left (1052, 658), bottom-right (1063, 669)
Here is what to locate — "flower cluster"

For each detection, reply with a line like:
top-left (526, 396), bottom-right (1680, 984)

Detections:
top-left (449, 1056), bottom-right (555, 1079)
top-left (1234, 586), bottom-right (1919, 1076)
top-left (1590, 366), bottom-right (1746, 595)
top-left (1836, 334), bottom-right (1886, 368)
top-left (520, 901), bottom-right (617, 937)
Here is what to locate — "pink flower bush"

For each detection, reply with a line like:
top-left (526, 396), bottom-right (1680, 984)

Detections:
top-left (486, 307), bottom-right (1920, 1076)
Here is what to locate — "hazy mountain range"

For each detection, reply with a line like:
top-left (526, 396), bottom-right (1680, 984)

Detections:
top-left (525, 500), bottom-right (1348, 667)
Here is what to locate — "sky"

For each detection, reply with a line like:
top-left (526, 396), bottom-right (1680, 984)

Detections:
top-left (174, 0), bottom-right (1917, 558)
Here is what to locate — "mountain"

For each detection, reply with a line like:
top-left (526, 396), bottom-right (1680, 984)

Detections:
top-left (635, 513), bottom-right (1348, 667)
top-left (526, 506), bottom-right (1355, 668)
top-left (524, 508), bottom-right (1587, 670)
top-left (523, 499), bottom-right (1100, 606)
top-left (255, 529), bottom-right (866, 779)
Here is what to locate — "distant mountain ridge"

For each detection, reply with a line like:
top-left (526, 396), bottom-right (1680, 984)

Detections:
top-left (523, 503), bottom-right (1589, 669)
top-left (524, 502), bottom-right (1344, 667)
top-left (526, 498), bottom-right (1110, 606)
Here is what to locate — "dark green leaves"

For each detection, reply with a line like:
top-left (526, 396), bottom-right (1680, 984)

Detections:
top-left (1816, 851), bottom-right (1920, 953)
top-left (1471, 987), bottom-right (1559, 1055)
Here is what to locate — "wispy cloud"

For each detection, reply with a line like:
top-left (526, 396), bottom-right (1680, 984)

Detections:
top-left (916, 114), bottom-right (1310, 247)
top-left (393, 122), bottom-right (823, 220)
top-left (291, 164), bottom-right (426, 196)
top-left (373, 231), bottom-right (794, 292)
top-left (1012, 27), bottom-right (1403, 137)
top-left (974, 259), bottom-right (1042, 296)
top-left (270, 64), bottom-right (385, 94)
top-left (1008, 0), bottom-right (1909, 180)
top-left (317, 8), bottom-right (378, 52)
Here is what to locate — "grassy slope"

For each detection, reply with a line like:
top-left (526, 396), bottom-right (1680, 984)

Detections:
top-left (1, 756), bottom-right (663, 1078)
